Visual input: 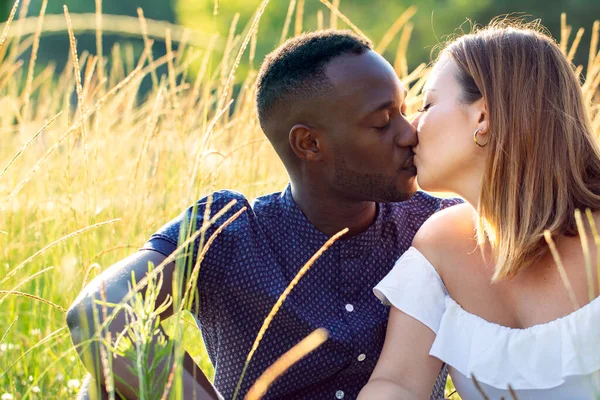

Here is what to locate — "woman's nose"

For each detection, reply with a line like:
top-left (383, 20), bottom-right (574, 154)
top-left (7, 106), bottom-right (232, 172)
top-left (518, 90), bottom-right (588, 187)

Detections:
top-left (410, 113), bottom-right (421, 129)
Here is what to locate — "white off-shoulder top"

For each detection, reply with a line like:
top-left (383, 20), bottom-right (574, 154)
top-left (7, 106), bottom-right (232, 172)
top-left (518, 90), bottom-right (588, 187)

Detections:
top-left (374, 247), bottom-right (600, 399)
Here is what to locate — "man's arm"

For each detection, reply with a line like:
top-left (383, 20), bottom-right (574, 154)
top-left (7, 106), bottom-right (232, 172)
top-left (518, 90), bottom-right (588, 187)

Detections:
top-left (66, 250), bottom-right (220, 400)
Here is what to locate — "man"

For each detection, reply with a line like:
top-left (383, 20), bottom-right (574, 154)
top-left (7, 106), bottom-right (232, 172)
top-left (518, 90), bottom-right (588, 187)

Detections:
top-left (67, 30), bottom-right (458, 400)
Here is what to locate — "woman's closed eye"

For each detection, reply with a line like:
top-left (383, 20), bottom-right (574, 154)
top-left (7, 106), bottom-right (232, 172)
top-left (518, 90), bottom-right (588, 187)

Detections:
top-left (417, 103), bottom-right (432, 113)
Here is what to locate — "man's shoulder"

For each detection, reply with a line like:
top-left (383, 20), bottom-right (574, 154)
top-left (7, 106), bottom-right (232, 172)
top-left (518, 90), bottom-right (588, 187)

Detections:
top-left (194, 189), bottom-right (251, 209)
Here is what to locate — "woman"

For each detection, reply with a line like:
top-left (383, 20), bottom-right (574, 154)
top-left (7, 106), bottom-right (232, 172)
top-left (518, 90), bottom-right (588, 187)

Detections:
top-left (359, 22), bottom-right (600, 399)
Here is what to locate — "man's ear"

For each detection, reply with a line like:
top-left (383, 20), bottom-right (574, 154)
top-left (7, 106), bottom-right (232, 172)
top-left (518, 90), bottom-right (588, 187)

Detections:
top-left (289, 124), bottom-right (323, 162)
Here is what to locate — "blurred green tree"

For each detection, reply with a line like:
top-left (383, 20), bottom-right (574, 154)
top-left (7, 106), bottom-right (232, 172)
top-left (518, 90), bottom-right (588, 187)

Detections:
top-left (175, 0), bottom-right (599, 76)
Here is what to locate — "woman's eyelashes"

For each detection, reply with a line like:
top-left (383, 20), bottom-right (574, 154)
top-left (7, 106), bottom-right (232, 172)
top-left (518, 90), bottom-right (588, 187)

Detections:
top-left (417, 103), bottom-right (432, 113)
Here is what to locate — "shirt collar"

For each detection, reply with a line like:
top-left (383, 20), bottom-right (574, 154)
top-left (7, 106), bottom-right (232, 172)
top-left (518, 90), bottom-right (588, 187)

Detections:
top-left (279, 184), bottom-right (386, 258)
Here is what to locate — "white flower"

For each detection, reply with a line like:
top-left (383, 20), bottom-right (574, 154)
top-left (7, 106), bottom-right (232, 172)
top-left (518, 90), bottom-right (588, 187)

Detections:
top-left (67, 379), bottom-right (80, 390)
top-left (1, 393), bottom-right (13, 400)
top-left (0, 343), bottom-right (16, 352)
top-left (31, 386), bottom-right (41, 394)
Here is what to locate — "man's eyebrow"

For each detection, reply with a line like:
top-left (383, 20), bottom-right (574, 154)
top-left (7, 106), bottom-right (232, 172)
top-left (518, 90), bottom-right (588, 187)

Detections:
top-left (371, 100), bottom-right (394, 113)
top-left (369, 90), bottom-right (408, 113)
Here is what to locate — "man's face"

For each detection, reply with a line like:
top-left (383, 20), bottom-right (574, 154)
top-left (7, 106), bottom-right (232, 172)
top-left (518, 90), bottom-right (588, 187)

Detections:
top-left (319, 50), bottom-right (418, 202)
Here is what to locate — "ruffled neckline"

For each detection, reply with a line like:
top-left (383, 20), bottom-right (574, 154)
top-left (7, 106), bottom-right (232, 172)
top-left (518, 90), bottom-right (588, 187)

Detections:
top-left (397, 247), bottom-right (600, 390)
top-left (444, 294), bottom-right (600, 333)
top-left (430, 290), bottom-right (600, 390)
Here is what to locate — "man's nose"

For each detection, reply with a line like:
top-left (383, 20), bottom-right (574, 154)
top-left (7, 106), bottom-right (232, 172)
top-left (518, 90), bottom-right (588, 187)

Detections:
top-left (396, 117), bottom-right (418, 148)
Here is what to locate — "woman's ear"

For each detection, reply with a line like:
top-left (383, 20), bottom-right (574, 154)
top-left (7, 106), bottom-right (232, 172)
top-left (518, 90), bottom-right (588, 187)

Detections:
top-left (289, 124), bottom-right (323, 162)
top-left (472, 97), bottom-right (489, 135)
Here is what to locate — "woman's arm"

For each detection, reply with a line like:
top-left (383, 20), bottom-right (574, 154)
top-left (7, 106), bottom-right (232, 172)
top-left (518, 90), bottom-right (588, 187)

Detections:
top-left (358, 306), bottom-right (443, 400)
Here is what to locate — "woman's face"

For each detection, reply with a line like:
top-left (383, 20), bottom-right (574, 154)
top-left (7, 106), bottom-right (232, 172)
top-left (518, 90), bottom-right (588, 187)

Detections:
top-left (411, 54), bottom-right (488, 194)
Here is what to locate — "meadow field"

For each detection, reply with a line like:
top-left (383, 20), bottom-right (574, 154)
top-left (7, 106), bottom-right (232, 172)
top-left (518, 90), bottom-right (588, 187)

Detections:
top-left (0, 0), bottom-right (599, 398)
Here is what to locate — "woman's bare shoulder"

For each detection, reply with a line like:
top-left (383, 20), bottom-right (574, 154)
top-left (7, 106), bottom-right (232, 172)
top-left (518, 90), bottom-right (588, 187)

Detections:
top-left (412, 202), bottom-right (478, 270)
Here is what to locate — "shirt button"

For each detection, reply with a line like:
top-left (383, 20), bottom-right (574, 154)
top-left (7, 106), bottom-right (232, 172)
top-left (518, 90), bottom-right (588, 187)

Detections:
top-left (335, 390), bottom-right (345, 399)
top-left (345, 304), bottom-right (354, 312)
top-left (357, 353), bottom-right (366, 362)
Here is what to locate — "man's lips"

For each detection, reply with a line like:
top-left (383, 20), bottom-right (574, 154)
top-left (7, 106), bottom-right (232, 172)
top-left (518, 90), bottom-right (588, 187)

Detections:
top-left (401, 153), bottom-right (415, 169)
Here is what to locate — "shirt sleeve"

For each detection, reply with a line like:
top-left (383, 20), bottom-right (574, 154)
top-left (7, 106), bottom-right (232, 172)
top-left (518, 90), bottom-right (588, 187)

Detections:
top-left (439, 197), bottom-right (464, 210)
top-left (141, 190), bottom-right (250, 270)
top-left (373, 247), bottom-right (448, 334)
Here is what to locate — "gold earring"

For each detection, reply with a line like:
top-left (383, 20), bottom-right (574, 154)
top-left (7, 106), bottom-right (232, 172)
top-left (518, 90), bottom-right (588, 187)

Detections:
top-left (473, 128), bottom-right (488, 148)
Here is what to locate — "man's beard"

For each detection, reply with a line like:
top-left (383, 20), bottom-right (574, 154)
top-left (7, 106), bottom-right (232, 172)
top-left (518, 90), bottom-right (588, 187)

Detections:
top-left (333, 154), bottom-right (415, 202)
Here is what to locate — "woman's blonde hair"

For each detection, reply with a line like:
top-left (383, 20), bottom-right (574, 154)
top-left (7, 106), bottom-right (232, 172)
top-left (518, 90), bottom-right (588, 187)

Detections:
top-left (443, 20), bottom-right (600, 281)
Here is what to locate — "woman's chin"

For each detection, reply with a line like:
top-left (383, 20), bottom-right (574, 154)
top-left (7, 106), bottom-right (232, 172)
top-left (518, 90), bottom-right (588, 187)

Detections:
top-left (415, 175), bottom-right (432, 191)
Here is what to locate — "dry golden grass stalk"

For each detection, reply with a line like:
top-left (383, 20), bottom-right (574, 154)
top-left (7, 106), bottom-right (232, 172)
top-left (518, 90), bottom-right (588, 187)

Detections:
top-left (588, 21), bottom-right (599, 76)
top-left (21, 0), bottom-right (47, 121)
top-left (544, 230), bottom-right (581, 310)
top-left (317, 10), bottom-right (324, 31)
top-left (0, 0), bottom-right (20, 49)
top-left (294, 0), bottom-right (305, 37)
top-left (319, 0), bottom-right (368, 41)
top-left (0, 327), bottom-right (69, 380)
top-left (0, 316), bottom-right (19, 344)
top-left (180, 207), bottom-right (249, 314)
top-left (0, 266), bottom-right (55, 303)
top-left (130, 83), bottom-right (165, 191)
top-left (0, 111), bottom-right (60, 181)
top-left (470, 374), bottom-right (490, 400)
top-left (82, 263), bottom-right (103, 289)
top-left (2, 218), bottom-right (121, 285)
top-left (65, 5), bottom-right (90, 213)
top-left (330, 0), bottom-right (340, 29)
top-left (1, 13), bottom-right (216, 49)
top-left (376, 5), bottom-right (417, 54)
top-left (560, 13), bottom-right (571, 55)
top-left (95, 0), bottom-right (104, 86)
top-left (99, 281), bottom-right (116, 400)
top-left (232, 228), bottom-right (349, 400)
top-left (91, 246), bottom-right (138, 263)
top-left (279, 0), bottom-right (297, 45)
top-left (567, 27), bottom-right (585, 63)
top-left (0, 291), bottom-right (66, 313)
top-left (245, 328), bottom-right (329, 400)
top-left (137, 7), bottom-right (158, 89)
top-left (166, 28), bottom-right (178, 108)
top-left (110, 200), bottom-right (239, 317)
top-left (394, 22), bottom-right (413, 78)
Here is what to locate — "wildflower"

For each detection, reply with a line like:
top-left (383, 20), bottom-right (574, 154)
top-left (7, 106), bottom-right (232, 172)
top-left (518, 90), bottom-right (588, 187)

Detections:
top-left (31, 386), bottom-right (41, 394)
top-left (67, 379), bottom-right (80, 390)
top-left (1, 393), bottom-right (13, 400)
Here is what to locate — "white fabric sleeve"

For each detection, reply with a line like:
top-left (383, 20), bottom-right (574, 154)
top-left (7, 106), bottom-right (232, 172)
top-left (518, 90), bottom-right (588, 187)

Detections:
top-left (374, 246), bottom-right (448, 334)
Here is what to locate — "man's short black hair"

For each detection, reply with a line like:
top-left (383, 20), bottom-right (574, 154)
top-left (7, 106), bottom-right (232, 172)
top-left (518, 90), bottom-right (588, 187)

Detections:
top-left (256, 29), bottom-right (372, 132)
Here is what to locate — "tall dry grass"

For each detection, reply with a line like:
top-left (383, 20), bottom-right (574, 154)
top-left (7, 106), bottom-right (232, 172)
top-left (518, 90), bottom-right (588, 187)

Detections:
top-left (0, 0), bottom-right (598, 398)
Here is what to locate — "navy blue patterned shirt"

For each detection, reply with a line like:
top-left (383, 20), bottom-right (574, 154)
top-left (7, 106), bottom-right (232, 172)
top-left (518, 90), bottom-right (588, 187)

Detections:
top-left (142, 185), bottom-right (460, 399)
